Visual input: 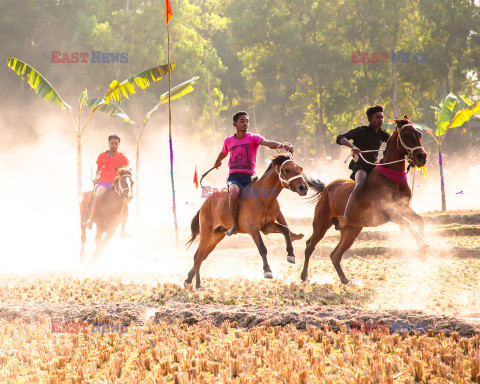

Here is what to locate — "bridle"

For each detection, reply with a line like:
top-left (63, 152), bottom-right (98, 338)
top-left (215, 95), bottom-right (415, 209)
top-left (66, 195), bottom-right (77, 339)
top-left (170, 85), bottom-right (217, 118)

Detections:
top-left (276, 157), bottom-right (306, 189)
top-left (115, 174), bottom-right (133, 198)
top-left (396, 124), bottom-right (424, 165)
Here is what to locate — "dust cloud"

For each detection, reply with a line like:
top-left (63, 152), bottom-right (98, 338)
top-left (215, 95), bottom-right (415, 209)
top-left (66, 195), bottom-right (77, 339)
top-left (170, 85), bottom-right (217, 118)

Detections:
top-left (0, 105), bottom-right (478, 288)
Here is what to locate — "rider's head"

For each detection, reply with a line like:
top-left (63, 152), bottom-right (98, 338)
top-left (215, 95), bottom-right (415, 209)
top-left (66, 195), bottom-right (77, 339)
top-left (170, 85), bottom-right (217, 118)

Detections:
top-left (108, 134), bottom-right (121, 152)
top-left (233, 111), bottom-right (249, 135)
top-left (366, 105), bottom-right (384, 129)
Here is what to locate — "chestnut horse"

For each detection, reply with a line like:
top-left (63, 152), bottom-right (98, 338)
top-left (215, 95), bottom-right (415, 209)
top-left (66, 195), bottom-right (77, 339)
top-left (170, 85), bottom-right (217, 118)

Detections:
top-left (301, 119), bottom-right (427, 284)
top-left (80, 168), bottom-right (134, 260)
top-left (186, 154), bottom-right (308, 289)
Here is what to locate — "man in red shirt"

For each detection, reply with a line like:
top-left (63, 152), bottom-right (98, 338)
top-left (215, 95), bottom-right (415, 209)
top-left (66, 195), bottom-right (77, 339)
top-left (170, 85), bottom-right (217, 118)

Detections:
top-left (84, 134), bottom-right (129, 231)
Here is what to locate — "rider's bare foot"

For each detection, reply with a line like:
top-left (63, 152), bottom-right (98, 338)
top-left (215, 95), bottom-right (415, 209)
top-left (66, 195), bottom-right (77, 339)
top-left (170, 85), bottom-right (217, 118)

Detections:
top-left (226, 225), bottom-right (239, 236)
top-left (290, 232), bottom-right (304, 241)
top-left (338, 215), bottom-right (347, 228)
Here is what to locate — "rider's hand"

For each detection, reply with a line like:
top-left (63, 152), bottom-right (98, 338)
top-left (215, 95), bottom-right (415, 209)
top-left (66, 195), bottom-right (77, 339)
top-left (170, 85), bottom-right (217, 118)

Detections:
top-left (284, 143), bottom-right (294, 154)
top-left (214, 161), bottom-right (222, 169)
top-left (352, 147), bottom-right (361, 155)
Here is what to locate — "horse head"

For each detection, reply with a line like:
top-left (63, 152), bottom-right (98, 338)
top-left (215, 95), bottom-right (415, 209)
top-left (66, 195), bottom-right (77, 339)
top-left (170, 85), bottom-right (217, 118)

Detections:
top-left (114, 168), bottom-right (134, 201)
top-left (394, 117), bottom-right (427, 167)
top-left (271, 154), bottom-right (308, 196)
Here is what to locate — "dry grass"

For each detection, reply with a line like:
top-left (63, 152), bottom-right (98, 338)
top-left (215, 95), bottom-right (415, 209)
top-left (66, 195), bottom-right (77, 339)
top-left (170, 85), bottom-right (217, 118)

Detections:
top-left (1, 215), bottom-right (479, 383)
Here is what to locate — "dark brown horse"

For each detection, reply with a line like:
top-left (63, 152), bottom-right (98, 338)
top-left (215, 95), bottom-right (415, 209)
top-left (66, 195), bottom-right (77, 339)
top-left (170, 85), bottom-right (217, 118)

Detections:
top-left (80, 168), bottom-right (134, 260)
top-left (301, 119), bottom-right (428, 284)
top-left (186, 154), bottom-right (308, 289)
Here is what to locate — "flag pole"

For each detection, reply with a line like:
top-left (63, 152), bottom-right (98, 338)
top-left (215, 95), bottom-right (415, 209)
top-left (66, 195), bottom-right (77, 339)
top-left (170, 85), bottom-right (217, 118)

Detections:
top-left (166, 1), bottom-right (178, 247)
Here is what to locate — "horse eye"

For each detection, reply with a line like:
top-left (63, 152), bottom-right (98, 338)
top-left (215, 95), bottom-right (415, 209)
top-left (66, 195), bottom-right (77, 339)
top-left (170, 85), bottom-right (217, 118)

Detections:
top-left (285, 169), bottom-right (290, 173)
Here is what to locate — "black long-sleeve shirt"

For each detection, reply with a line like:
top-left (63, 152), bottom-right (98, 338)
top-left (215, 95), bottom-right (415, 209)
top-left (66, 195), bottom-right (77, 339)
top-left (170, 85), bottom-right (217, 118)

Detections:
top-left (336, 125), bottom-right (390, 179)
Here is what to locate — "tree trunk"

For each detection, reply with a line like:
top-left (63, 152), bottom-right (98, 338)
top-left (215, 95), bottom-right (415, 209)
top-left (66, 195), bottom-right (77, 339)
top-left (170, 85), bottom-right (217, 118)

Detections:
top-left (445, 70), bottom-right (451, 95)
top-left (135, 142), bottom-right (140, 225)
top-left (391, 0), bottom-right (399, 117)
top-left (77, 135), bottom-right (83, 202)
top-left (204, 48), bottom-right (217, 151)
top-left (438, 145), bottom-right (447, 211)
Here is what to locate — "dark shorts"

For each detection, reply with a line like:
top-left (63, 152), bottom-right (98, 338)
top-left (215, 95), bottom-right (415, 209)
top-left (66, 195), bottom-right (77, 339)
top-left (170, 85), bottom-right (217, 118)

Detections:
top-left (349, 161), bottom-right (375, 180)
top-left (227, 173), bottom-right (253, 190)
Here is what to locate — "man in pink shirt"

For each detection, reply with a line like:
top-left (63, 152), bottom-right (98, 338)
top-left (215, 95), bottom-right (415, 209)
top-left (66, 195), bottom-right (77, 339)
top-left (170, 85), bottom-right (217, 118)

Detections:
top-left (214, 111), bottom-right (301, 238)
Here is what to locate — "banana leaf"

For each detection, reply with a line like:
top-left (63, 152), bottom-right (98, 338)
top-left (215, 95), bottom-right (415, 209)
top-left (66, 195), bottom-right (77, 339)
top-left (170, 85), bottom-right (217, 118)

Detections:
top-left (445, 101), bottom-right (480, 130)
top-left (7, 57), bottom-right (71, 110)
top-left (142, 76), bottom-right (199, 126)
top-left (86, 98), bottom-right (134, 124)
top-left (78, 89), bottom-right (88, 109)
top-left (104, 63), bottom-right (175, 104)
top-left (435, 93), bottom-right (457, 136)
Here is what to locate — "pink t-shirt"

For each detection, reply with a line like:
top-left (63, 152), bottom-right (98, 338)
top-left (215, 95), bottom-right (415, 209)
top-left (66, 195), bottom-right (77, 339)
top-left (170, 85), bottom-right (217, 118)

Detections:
top-left (222, 133), bottom-right (264, 175)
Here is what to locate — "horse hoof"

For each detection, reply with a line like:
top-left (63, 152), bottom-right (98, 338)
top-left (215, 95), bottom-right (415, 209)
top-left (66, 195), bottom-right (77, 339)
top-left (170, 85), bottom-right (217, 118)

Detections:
top-left (184, 281), bottom-right (192, 289)
top-left (196, 285), bottom-right (206, 291)
top-left (287, 255), bottom-right (295, 264)
top-left (290, 233), bottom-right (304, 242)
top-left (264, 271), bottom-right (273, 279)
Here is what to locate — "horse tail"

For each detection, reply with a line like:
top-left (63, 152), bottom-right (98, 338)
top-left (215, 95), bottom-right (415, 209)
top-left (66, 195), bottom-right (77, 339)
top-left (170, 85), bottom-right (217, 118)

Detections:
top-left (306, 178), bottom-right (326, 204)
top-left (185, 210), bottom-right (200, 248)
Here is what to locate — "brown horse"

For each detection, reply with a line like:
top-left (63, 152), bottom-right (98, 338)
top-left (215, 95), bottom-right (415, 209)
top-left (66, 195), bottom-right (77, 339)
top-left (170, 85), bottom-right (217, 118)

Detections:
top-left (80, 168), bottom-right (134, 260)
top-left (301, 119), bottom-right (428, 284)
top-left (185, 154), bottom-right (309, 289)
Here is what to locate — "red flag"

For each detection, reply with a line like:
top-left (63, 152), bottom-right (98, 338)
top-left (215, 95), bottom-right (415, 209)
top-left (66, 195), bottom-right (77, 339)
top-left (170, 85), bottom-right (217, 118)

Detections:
top-left (193, 166), bottom-right (198, 189)
top-left (166, 0), bottom-right (173, 24)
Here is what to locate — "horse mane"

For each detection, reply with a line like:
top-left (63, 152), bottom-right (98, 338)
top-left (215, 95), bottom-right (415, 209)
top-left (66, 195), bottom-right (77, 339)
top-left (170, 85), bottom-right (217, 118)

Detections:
top-left (262, 154), bottom-right (292, 176)
top-left (113, 168), bottom-right (132, 184)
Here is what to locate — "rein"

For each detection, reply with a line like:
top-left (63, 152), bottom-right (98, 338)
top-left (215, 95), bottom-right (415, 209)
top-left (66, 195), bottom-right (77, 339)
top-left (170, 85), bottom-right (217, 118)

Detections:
top-left (345, 125), bottom-right (425, 167)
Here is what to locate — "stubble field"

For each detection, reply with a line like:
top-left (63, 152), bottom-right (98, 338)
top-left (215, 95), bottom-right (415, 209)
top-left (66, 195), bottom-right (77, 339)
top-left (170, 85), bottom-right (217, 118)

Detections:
top-left (1, 210), bottom-right (480, 383)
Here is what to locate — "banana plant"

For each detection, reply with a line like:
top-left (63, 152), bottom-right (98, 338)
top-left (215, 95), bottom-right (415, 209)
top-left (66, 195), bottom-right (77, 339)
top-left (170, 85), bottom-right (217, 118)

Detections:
top-left (7, 58), bottom-right (174, 200)
top-left (415, 93), bottom-right (480, 211)
top-left (132, 76), bottom-right (199, 219)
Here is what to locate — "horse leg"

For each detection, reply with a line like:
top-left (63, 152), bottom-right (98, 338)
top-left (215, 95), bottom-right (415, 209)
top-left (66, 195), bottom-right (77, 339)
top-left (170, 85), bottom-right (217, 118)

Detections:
top-left (249, 226), bottom-right (272, 279)
top-left (301, 198), bottom-right (332, 281)
top-left (94, 230), bottom-right (105, 259)
top-left (185, 227), bottom-right (219, 290)
top-left (185, 249), bottom-right (199, 286)
top-left (80, 223), bottom-right (87, 262)
top-left (262, 222), bottom-right (295, 264)
top-left (390, 212), bottom-right (428, 251)
top-left (400, 207), bottom-right (428, 242)
top-left (330, 226), bottom-right (362, 284)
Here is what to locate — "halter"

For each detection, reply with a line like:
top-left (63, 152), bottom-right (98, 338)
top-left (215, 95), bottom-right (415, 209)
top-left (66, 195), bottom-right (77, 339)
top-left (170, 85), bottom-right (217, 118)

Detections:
top-left (115, 174), bottom-right (133, 198)
top-left (276, 157), bottom-right (306, 189)
top-left (396, 124), bottom-right (424, 164)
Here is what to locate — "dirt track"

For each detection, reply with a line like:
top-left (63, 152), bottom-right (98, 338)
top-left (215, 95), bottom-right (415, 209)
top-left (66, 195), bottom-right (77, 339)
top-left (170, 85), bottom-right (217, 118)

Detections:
top-left (1, 211), bottom-right (479, 338)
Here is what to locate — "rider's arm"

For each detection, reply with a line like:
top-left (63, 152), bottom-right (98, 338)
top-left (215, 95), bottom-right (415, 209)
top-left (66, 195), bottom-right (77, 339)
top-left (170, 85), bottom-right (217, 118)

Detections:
top-left (336, 129), bottom-right (361, 155)
top-left (260, 139), bottom-right (294, 154)
top-left (214, 151), bottom-right (228, 168)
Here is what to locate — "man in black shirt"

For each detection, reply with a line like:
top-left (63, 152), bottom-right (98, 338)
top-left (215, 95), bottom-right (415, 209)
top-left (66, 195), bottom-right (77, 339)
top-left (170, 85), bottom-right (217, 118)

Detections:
top-left (336, 105), bottom-right (390, 228)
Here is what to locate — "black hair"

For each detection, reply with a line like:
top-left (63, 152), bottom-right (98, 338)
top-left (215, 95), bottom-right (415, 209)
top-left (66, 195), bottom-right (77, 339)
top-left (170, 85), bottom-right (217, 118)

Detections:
top-left (366, 105), bottom-right (384, 118)
top-left (233, 111), bottom-right (248, 123)
top-left (108, 134), bottom-right (121, 142)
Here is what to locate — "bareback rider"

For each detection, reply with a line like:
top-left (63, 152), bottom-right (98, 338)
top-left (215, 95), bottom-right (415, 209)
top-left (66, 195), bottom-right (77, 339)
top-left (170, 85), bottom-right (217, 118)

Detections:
top-left (336, 104), bottom-right (391, 228)
top-left (213, 111), bottom-right (302, 239)
top-left (84, 134), bottom-right (130, 235)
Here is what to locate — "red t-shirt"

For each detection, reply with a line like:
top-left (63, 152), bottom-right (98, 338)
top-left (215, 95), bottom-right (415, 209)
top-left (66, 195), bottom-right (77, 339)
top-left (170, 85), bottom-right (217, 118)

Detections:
top-left (96, 152), bottom-right (129, 183)
top-left (222, 133), bottom-right (264, 175)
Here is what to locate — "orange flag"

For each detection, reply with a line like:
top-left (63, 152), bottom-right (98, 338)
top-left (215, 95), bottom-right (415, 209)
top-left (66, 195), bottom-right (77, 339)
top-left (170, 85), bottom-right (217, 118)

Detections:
top-left (166, 0), bottom-right (173, 24)
top-left (193, 166), bottom-right (199, 189)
